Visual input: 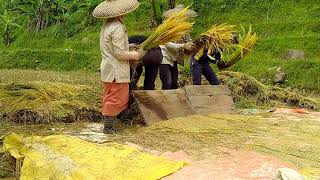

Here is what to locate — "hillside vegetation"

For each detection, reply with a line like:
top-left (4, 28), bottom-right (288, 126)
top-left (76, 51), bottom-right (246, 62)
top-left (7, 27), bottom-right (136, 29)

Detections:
top-left (0, 0), bottom-right (319, 92)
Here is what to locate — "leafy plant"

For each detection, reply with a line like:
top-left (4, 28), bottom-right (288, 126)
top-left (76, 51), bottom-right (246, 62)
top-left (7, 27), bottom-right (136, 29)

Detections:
top-left (0, 10), bottom-right (21, 46)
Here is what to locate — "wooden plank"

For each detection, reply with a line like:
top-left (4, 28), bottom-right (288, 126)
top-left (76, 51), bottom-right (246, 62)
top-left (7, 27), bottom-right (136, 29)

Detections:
top-left (188, 95), bottom-right (235, 107)
top-left (184, 85), bottom-right (231, 96)
top-left (134, 85), bottom-right (236, 125)
top-left (134, 89), bottom-right (195, 125)
top-left (185, 85), bottom-right (236, 115)
top-left (194, 107), bottom-right (236, 115)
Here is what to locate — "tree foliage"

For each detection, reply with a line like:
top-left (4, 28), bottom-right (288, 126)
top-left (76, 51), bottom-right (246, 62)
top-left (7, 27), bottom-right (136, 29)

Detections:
top-left (0, 10), bottom-right (20, 46)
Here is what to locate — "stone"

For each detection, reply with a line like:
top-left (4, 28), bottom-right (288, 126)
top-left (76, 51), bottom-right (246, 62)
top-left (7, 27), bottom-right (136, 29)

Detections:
top-left (276, 67), bottom-right (282, 73)
top-left (273, 168), bottom-right (304, 180)
top-left (286, 49), bottom-right (305, 59)
top-left (273, 72), bottom-right (287, 84)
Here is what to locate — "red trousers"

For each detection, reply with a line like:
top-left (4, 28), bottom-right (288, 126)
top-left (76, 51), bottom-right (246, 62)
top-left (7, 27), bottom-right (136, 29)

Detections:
top-left (102, 81), bottom-right (129, 116)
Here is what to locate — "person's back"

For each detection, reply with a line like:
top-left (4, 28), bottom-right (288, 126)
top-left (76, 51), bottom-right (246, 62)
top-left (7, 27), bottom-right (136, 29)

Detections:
top-left (129, 35), bottom-right (162, 90)
top-left (100, 19), bottom-right (130, 83)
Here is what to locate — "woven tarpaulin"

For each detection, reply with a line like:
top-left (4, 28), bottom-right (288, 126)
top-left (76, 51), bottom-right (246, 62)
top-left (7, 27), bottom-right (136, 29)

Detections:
top-left (3, 133), bottom-right (184, 180)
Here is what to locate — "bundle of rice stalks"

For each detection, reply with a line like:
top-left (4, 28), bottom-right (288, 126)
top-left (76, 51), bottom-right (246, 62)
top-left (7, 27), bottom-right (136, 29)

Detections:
top-left (192, 23), bottom-right (236, 53)
top-left (0, 82), bottom-right (101, 124)
top-left (140, 7), bottom-right (193, 51)
top-left (223, 26), bottom-right (257, 68)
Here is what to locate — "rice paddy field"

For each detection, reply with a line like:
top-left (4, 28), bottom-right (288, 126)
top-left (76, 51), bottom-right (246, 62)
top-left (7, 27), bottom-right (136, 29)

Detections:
top-left (1, 0), bottom-right (320, 179)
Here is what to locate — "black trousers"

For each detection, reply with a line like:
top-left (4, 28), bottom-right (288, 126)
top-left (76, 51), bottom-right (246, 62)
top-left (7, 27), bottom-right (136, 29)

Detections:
top-left (159, 62), bottom-right (178, 90)
top-left (130, 64), bottom-right (159, 90)
top-left (192, 61), bottom-right (220, 85)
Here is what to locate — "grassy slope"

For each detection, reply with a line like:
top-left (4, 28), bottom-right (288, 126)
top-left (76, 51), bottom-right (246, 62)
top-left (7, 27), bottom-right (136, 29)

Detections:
top-left (0, 0), bottom-right (319, 91)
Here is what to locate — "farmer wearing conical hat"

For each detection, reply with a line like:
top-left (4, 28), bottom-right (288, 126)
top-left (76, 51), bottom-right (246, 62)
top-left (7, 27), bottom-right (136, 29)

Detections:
top-left (92, 0), bottom-right (143, 133)
top-left (159, 5), bottom-right (197, 90)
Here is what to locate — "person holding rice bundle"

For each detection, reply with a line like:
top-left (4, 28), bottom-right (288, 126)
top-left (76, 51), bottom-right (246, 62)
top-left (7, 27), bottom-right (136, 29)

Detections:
top-left (191, 33), bottom-right (239, 85)
top-left (128, 35), bottom-right (162, 91)
top-left (191, 48), bottom-right (223, 85)
top-left (159, 5), bottom-right (197, 90)
top-left (92, 0), bottom-right (143, 134)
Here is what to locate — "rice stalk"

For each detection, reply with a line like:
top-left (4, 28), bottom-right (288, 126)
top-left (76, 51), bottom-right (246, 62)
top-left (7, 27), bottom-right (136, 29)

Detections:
top-left (193, 23), bottom-right (236, 53)
top-left (140, 7), bottom-right (193, 51)
top-left (0, 82), bottom-right (101, 124)
top-left (224, 26), bottom-right (257, 67)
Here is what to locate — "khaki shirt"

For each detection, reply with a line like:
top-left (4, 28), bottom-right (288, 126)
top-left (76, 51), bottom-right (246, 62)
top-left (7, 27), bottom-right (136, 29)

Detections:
top-left (99, 19), bottom-right (130, 83)
top-left (160, 34), bottom-right (192, 66)
top-left (160, 43), bottom-right (185, 66)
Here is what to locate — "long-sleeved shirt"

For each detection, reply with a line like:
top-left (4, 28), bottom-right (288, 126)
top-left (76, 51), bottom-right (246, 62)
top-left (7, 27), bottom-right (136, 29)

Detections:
top-left (99, 19), bottom-right (131, 83)
top-left (192, 49), bottom-right (221, 65)
top-left (160, 42), bottom-right (185, 66)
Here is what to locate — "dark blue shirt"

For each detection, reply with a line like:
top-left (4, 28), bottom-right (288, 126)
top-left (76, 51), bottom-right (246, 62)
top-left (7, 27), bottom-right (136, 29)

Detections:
top-left (192, 49), bottom-right (221, 65)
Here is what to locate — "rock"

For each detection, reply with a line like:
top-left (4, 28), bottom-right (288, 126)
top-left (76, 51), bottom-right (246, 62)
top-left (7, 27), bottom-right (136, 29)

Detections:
top-left (276, 67), bottom-right (282, 73)
top-left (273, 72), bottom-right (287, 84)
top-left (273, 168), bottom-right (304, 180)
top-left (286, 49), bottom-right (305, 59)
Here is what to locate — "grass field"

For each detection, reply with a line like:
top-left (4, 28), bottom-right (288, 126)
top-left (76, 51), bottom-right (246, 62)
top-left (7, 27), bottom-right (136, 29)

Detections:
top-left (0, 0), bottom-right (319, 92)
top-left (0, 0), bottom-right (319, 178)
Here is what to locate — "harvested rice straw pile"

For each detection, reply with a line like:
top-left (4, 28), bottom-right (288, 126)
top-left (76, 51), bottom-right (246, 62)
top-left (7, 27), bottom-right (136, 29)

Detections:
top-left (140, 7), bottom-right (193, 51)
top-left (193, 23), bottom-right (236, 53)
top-left (224, 26), bottom-right (257, 67)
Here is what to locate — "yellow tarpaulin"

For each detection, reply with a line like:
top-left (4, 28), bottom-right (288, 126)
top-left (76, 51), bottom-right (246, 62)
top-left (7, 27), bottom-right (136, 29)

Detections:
top-left (3, 133), bottom-right (184, 180)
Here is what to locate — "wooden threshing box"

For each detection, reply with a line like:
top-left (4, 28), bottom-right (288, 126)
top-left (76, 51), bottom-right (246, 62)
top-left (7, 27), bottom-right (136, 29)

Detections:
top-left (134, 85), bottom-right (235, 125)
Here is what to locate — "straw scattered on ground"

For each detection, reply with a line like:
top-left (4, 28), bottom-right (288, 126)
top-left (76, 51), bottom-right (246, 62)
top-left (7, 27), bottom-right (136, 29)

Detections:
top-left (177, 70), bottom-right (320, 110)
top-left (0, 82), bottom-right (102, 124)
top-left (114, 113), bottom-right (320, 178)
top-left (219, 71), bottom-right (320, 110)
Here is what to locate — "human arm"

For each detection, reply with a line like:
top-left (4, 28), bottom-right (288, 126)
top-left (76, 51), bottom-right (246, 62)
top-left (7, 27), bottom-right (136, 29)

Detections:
top-left (210, 52), bottom-right (228, 69)
top-left (108, 26), bottom-right (142, 61)
top-left (165, 42), bottom-right (195, 52)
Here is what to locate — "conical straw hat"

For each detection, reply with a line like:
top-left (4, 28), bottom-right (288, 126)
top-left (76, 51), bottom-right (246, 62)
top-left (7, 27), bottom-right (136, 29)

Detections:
top-left (163, 4), bottom-right (198, 18)
top-left (92, 0), bottom-right (139, 18)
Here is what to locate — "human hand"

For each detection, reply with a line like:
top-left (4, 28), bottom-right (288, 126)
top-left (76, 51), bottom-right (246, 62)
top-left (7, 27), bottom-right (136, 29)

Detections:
top-left (129, 43), bottom-right (139, 50)
top-left (217, 60), bottom-right (228, 70)
top-left (128, 51), bottom-right (142, 61)
top-left (184, 43), bottom-right (195, 51)
top-left (129, 48), bottom-right (146, 61)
